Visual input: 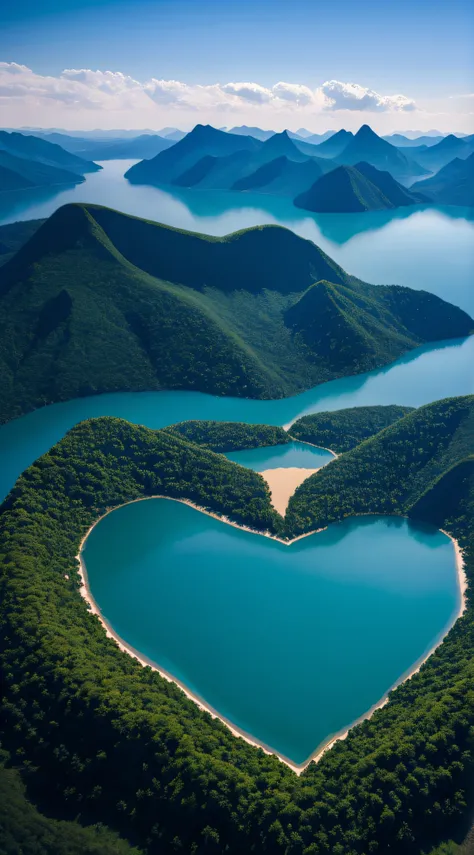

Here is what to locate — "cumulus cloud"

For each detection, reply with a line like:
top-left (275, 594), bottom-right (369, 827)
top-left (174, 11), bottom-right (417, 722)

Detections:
top-left (0, 61), bottom-right (421, 126)
top-left (221, 81), bottom-right (273, 104)
top-left (320, 80), bottom-right (417, 112)
top-left (272, 82), bottom-right (314, 105)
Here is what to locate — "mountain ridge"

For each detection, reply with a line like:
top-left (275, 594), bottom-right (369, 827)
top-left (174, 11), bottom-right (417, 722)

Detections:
top-left (0, 202), bottom-right (472, 423)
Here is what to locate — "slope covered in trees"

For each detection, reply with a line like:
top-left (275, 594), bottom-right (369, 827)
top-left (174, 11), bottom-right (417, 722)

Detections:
top-left (0, 218), bottom-right (45, 267)
top-left (0, 751), bottom-right (139, 855)
top-left (290, 404), bottom-right (414, 452)
top-left (165, 419), bottom-right (289, 451)
top-left (2, 203), bottom-right (471, 423)
top-left (1, 402), bottom-right (473, 854)
top-left (286, 395), bottom-right (474, 535)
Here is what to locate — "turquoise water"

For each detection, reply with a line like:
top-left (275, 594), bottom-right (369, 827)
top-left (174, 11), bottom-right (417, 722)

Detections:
top-left (82, 501), bottom-right (459, 765)
top-left (224, 441), bottom-right (334, 470)
top-left (1, 160), bottom-right (470, 764)
top-left (0, 335), bottom-right (472, 503)
top-left (1, 160), bottom-right (473, 314)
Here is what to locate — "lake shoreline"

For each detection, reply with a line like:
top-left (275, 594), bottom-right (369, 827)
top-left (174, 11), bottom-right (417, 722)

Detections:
top-left (76, 496), bottom-right (467, 775)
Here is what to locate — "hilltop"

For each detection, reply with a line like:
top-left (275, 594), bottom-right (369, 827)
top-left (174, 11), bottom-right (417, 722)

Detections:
top-left (0, 203), bottom-right (471, 422)
top-left (294, 161), bottom-right (427, 212)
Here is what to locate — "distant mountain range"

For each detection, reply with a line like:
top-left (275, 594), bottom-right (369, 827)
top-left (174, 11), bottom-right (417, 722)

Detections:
top-left (295, 162), bottom-right (428, 212)
top-left (3, 122), bottom-right (471, 209)
top-left (406, 134), bottom-right (474, 173)
top-left (1, 202), bottom-right (471, 421)
top-left (383, 134), bottom-right (444, 148)
top-left (228, 126), bottom-right (276, 141)
top-left (125, 124), bottom-right (261, 185)
top-left (124, 122), bottom-right (474, 208)
top-left (126, 126), bottom-right (334, 192)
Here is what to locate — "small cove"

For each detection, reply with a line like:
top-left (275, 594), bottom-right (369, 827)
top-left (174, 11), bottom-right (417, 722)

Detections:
top-left (81, 501), bottom-right (461, 767)
top-left (223, 440), bottom-right (335, 470)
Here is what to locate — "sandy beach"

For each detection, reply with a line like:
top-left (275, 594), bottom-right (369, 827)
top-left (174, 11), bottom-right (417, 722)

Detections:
top-left (76, 496), bottom-right (468, 775)
top-left (259, 466), bottom-right (320, 516)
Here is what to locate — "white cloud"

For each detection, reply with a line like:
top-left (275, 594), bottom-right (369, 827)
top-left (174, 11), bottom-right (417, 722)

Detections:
top-left (320, 80), bottom-right (417, 112)
top-left (221, 81), bottom-right (273, 104)
top-left (272, 82), bottom-right (314, 106)
top-left (0, 61), bottom-right (470, 133)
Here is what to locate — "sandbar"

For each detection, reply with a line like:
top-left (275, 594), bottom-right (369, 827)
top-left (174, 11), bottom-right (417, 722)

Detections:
top-left (259, 466), bottom-right (320, 516)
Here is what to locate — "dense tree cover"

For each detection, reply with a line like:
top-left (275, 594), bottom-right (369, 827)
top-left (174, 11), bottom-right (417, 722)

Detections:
top-left (286, 396), bottom-right (474, 535)
top-left (290, 404), bottom-right (415, 453)
top-left (165, 419), bottom-right (289, 451)
top-left (1, 403), bottom-right (474, 854)
top-left (0, 217), bottom-right (44, 267)
top-left (0, 751), bottom-right (140, 855)
top-left (1, 203), bottom-right (472, 423)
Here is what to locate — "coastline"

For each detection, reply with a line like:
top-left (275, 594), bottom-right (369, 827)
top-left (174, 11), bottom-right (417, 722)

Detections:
top-left (76, 496), bottom-right (468, 775)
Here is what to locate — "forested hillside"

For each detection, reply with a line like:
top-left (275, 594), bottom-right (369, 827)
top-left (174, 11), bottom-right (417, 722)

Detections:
top-left (290, 404), bottom-right (415, 452)
top-left (286, 395), bottom-right (474, 535)
top-left (0, 202), bottom-right (471, 424)
top-left (165, 419), bottom-right (289, 451)
top-left (1, 403), bottom-right (473, 854)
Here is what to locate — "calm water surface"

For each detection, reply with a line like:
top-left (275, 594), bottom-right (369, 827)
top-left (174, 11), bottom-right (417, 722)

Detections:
top-left (0, 335), bottom-right (472, 503)
top-left (1, 159), bottom-right (473, 314)
top-left (1, 160), bottom-right (470, 761)
top-left (83, 502), bottom-right (459, 765)
top-left (224, 441), bottom-right (334, 470)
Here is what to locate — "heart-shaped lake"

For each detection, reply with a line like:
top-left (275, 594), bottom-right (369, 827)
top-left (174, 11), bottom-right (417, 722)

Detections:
top-left (82, 499), bottom-right (459, 767)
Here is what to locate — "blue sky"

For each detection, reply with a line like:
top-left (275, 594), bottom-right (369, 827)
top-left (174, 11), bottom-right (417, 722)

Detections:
top-left (1, 0), bottom-right (473, 132)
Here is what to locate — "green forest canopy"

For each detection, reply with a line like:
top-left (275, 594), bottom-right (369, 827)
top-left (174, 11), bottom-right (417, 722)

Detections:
top-left (1, 397), bottom-right (474, 854)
